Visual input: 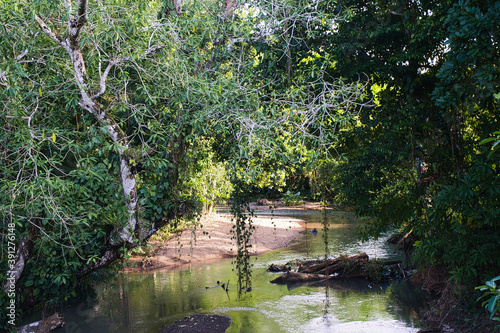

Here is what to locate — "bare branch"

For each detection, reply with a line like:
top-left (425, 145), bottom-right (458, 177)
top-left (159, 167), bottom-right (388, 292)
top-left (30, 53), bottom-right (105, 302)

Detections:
top-left (34, 14), bottom-right (67, 49)
top-left (144, 44), bottom-right (167, 56)
top-left (90, 42), bottom-right (166, 100)
top-left (15, 48), bottom-right (29, 61)
top-left (91, 60), bottom-right (116, 99)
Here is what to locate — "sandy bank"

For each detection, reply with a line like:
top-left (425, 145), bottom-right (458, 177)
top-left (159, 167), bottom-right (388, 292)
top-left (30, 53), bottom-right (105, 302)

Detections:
top-left (123, 209), bottom-right (313, 272)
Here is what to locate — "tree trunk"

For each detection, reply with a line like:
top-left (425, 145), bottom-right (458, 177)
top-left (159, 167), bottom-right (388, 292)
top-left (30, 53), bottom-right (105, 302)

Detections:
top-left (2, 224), bottom-right (38, 295)
top-left (35, 4), bottom-right (139, 246)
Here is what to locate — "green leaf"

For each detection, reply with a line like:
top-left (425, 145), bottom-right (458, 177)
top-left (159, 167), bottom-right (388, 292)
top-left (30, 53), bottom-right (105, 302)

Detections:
top-left (480, 137), bottom-right (496, 145)
top-left (488, 296), bottom-right (499, 314)
top-left (486, 280), bottom-right (497, 289)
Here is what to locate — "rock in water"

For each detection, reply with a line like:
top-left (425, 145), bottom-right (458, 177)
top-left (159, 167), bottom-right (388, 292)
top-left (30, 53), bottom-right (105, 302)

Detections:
top-left (162, 314), bottom-right (231, 333)
top-left (17, 312), bottom-right (64, 333)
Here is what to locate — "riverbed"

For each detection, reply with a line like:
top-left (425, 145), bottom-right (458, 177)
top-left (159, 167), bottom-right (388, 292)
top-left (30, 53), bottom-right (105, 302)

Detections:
top-left (44, 210), bottom-right (427, 332)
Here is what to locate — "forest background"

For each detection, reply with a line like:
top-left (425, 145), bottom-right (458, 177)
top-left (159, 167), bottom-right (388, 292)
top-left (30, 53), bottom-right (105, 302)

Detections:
top-left (0, 0), bottom-right (499, 330)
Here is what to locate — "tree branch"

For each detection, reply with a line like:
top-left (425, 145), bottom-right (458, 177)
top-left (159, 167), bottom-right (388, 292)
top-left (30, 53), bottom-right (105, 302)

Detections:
top-left (77, 0), bottom-right (88, 19)
top-left (15, 48), bottom-right (29, 61)
top-left (69, 0), bottom-right (88, 43)
top-left (144, 44), bottom-right (167, 56)
top-left (91, 60), bottom-right (116, 99)
top-left (34, 14), bottom-right (66, 49)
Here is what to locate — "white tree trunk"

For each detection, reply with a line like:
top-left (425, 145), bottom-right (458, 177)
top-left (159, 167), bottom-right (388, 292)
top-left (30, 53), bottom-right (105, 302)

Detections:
top-left (35, 3), bottom-right (139, 245)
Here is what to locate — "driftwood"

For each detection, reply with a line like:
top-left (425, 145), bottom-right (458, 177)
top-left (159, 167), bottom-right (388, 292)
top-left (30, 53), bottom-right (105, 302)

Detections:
top-left (270, 271), bottom-right (328, 283)
top-left (270, 253), bottom-right (404, 283)
top-left (301, 253), bottom-right (368, 274)
top-left (267, 264), bottom-right (291, 272)
top-left (17, 312), bottom-right (64, 333)
top-left (299, 258), bottom-right (340, 274)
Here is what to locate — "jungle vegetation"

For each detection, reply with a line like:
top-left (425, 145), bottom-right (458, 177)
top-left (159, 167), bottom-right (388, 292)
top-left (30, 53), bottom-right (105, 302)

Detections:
top-left (0, 0), bottom-right (499, 330)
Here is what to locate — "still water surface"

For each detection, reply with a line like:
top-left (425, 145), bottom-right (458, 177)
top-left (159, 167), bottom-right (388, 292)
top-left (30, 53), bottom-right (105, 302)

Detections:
top-left (52, 210), bottom-right (427, 332)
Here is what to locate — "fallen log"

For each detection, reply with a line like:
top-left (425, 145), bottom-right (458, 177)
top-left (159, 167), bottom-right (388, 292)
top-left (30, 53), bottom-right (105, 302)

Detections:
top-left (17, 312), bottom-right (64, 333)
top-left (316, 262), bottom-right (344, 276)
top-left (343, 252), bottom-right (369, 262)
top-left (270, 271), bottom-right (328, 284)
top-left (316, 253), bottom-right (369, 275)
top-left (300, 258), bottom-right (341, 273)
top-left (267, 264), bottom-right (291, 272)
top-left (299, 253), bottom-right (368, 274)
top-left (269, 253), bottom-right (406, 284)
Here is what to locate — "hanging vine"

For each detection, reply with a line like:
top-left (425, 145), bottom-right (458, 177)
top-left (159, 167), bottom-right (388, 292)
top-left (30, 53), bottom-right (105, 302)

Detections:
top-left (230, 180), bottom-right (255, 296)
top-left (322, 203), bottom-right (329, 260)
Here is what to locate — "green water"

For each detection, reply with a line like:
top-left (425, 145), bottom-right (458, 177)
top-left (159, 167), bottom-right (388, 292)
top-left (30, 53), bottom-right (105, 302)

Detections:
top-left (50, 210), bottom-right (426, 332)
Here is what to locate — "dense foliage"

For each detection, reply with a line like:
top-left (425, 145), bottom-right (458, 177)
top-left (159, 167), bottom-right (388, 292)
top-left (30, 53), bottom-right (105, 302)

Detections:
top-left (322, 0), bottom-right (500, 286)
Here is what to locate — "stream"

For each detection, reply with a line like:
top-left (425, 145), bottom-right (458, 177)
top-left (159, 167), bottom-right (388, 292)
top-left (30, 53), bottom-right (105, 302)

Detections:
top-left (38, 210), bottom-right (428, 332)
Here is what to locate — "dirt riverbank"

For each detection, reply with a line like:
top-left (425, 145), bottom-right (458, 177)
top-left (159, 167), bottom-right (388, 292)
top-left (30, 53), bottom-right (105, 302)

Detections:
top-left (123, 202), bottom-right (336, 272)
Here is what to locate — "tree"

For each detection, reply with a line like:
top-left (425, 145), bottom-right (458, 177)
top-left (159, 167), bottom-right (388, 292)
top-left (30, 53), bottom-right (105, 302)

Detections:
top-left (0, 0), bottom-right (239, 318)
top-left (323, 0), bottom-right (500, 284)
top-left (323, 0), bottom-right (454, 226)
top-left (416, 0), bottom-right (500, 283)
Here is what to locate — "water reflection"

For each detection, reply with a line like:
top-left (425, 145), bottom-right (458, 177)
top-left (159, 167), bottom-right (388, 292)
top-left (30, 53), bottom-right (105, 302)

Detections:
top-left (48, 211), bottom-right (426, 333)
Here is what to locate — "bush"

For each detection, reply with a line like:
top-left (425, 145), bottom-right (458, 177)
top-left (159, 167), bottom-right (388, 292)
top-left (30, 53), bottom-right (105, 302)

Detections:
top-left (280, 190), bottom-right (304, 206)
top-left (476, 276), bottom-right (500, 330)
top-left (414, 159), bottom-right (500, 284)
